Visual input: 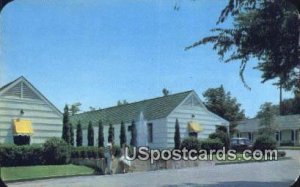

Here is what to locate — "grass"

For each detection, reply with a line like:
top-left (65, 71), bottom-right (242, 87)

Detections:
top-left (1, 164), bottom-right (95, 182)
top-left (278, 146), bottom-right (300, 150)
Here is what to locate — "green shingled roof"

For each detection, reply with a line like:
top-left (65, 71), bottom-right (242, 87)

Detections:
top-left (70, 90), bottom-right (193, 128)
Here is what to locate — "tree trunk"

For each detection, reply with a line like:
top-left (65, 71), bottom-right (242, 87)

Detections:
top-left (279, 82), bottom-right (283, 115)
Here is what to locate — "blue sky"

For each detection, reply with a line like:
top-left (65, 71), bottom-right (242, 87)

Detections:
top-left (0, 0), bottom-right (292, 117)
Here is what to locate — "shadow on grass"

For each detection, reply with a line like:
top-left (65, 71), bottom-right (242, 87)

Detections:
top-left (162, 180), bottom-right (293, 187)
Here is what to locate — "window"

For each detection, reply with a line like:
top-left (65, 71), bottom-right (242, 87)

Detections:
top-left (128, 125), bottom-right (132, 132)
top-left (147, 123), bottom-right (153, 143)
top-left (291, 130), bottom-right (294, 141)
top-left (189, 132), bottom-right (198, 138)
top-left (275, 132), bottom-right (279, 141)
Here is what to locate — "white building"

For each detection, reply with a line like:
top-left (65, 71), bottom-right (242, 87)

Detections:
top-left (0, 76), bottom-right (62, 144)
top-left (236, 115), bottom-right (300, 146)
top-left (71, 90), bottom-right (229, 149)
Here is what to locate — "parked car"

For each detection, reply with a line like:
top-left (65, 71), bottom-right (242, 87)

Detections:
top-left (230, 138), bottom-right (253, 152)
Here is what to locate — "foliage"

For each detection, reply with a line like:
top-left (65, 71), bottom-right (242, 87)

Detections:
top-left (62, 105), bottom-right (71, 144)
top-left (117, 100), bottom-right (129, 106)
top-left (69, 102), bottom-right (81, 116)
top-left (0, 144), bottom-right (44, 167)
top-left (70, 123), bottom-right (74, 146)
top-left (257, 102), bottom-right (278, 136)
top-left (130, 120), bottom-right (137, 147)
top-left (43, 137), bottom-right (71, 165)
top-left (119, 121), bottom-right (126, 146)
top-left (76, 121), bottom-right (83, 147)
top-left (203, 85), bottom-right (245, 136)
top-left (71, 147), bottom-right (104, 159)
top-left (87, 121), bottom-right (94, 146)
top-left (209, 130), bottom-right (230, 151)
top-left (186, 0), bottom-right (300, 93)
top-left (112, 145), bottom-right (121, 157)
top-left (98, 120), bottom-right (104, 147)
top-left (180, 137), bottom-right (201, 151)
top-left (108, 123), bottom-right (115, 143)
top-left (162, 88), bottom-right (170, 96)
top-left (253, 134), bottom-right (277, 152)
top-left (200, 139), bottom-right (224, 152)
top-left (174, 119), bottom-right (181, 149)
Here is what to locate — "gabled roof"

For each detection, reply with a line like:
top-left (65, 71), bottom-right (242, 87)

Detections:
top-left (71, 90), bottom-right (193, 127)
top-left (237, 114), bottom-right (300, 132)
top-left (0, 76), bottom-right (62, 116)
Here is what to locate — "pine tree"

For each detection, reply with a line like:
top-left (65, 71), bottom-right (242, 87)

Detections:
top-left (62, 105), bottom-right (71, 143)
top-left (76, 121), bottom-right (83, 147)
top-left (119, 121), bottom-right (126, 146)
top-left (87, 121), bottom-right (94, 146)
top-left (70, 123), bottom-right (74, 146)
top-left (98, 120), bottom-right (104, 147)
top-left (174, 119), bottom-right (181, 149)
top-left (130, 120), bottom-right (137, 147)
top-left (108, 124), bottom-right (115, 143)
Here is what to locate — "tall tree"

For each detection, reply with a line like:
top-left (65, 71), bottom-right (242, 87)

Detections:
top-left (119, 121), bottom-right (127, 146)
top-left (162, 88), bottom-right (170, 96)
top-left (76, 121), bottom-right (83, 147)
top-left (130, 120), bottom-right (137, 147)
top-left (69, 102), bottom-right (81, 116)
top-left (117, 100), bottom-right (129, 106)
top-left (203, 85), bottom-right (245, 136)
top-left (186, 0), bottom-right (300, 112)
top-left (257, 102), bottom-right (278, 137)
top-left (108, 123), bottom-right (115, 144)
top-left (62, 105), bottom-right (71, 144)
top-left (87, 121), bottom-right (94, 146)
top-left (70, 123), bottom-right (74, 146)
top-left (174, 119), bottom-right (181, 149)
top-left (98, 120), bottom-right (104, 147)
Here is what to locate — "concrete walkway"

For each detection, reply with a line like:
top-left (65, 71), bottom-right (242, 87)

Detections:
top-left (8, 150), bottom-right (300, 187)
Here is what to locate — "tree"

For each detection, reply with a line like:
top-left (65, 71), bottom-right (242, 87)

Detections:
top-left (117, 100), bottom-right (129, 106)
top-left (70, 123), bottom-right (74, 146)
top-left (186, 0), bottom-right (300, 112)
top-left (130, 120), bottom-right (137, 147)
top-left (174, 119), bottom-right (181, 149)
top-left (108, 123), bottom-right (115, 144)
top-left (119, 121), bottom-right (126, 146)
top-left (203, 85), bottom-right (245, 136)
top-left (98, 120), bottom-right (104, 147)
top-left (87, 121), bottom-right (94, 146)
top-left (256, 102), bottom-right (278, 137)
top-left (0, 0), bottom-right (13, 13)
top-left (62, 105), bottom-right (71, 144)
top-left (162, 88), bottom-right (170, 96)
top-left (69, 102), bottom-right (81, 116)
top-left (76, 121), bottom-right (83, 147)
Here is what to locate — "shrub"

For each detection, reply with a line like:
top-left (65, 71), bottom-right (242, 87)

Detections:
top-left (253, 135), bottom-right (277, 152)
top-left (0, 144), bottom-right (44, 167)
top-left (71, 147), bottom-right (104, 159)
top-left (200, 138), bottom-right (224, 152)
top-left (43, 137), bottom-right (71, 165)
top-left (113, 145), bottom-right (121, 157)
top-left (180, 137), bottom-right (201, 151)
top-left (209, 131), bottom-right (229, 150)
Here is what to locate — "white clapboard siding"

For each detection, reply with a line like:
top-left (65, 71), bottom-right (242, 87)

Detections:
top-left (0, 77), bottom-right (63, 144)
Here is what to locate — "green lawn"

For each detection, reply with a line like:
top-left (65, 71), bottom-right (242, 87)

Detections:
top-left (278, 146), bottom-right (300, 150)
top-left (1, 164), bottom-right (95, 182)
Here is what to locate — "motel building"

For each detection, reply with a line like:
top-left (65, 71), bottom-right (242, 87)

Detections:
top-left (0, 76), bottom-right (62, 145)
top-left (236, 115), bottom-right (300, 146)
top-left (71, 90), bottom-right (229, 149)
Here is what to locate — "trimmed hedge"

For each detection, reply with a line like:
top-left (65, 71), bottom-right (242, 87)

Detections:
top-left (208, 131), bottom-right (229, 151)
top-left (253, 135), bottom-right (277, 152)
top-left (200, 138), bottom-right (224, 152)
top-left (43, 137), bottom-right (71, 165)
top-left (0, 144), bottom-right (44, 167)
top-left (180, 137), bottom-right (201, 151)
top-left (71, 147), bottom-right (104, 159)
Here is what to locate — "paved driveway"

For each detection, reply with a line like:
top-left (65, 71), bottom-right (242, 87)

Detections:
top-left (9, 150), bottom-right (300, 187)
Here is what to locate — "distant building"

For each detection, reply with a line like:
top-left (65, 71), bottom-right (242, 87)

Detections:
top-left (0, 76), bottom-right (62, 144)
top-left (71, 90), bottom-right (229, 149)
top-left (236, 115), bottom-right (300, 146)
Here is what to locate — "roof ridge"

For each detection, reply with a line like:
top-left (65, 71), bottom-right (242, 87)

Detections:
top-left (76, 90), bottom-right (194, 116)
